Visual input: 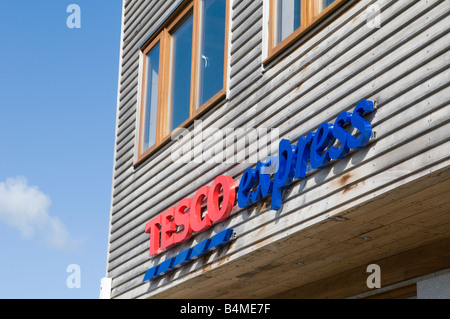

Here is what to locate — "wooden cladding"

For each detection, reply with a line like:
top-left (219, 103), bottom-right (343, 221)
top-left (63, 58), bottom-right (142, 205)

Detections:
top-left (136, 0), bottom-right (230, 166)
top-left (110, 0), bottom-right (450, 299)
top-left (136, 0), bottom-right (349, 165)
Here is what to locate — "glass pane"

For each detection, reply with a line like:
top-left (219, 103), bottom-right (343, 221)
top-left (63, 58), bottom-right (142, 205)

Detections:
top-left (142, 42), bottom-right (160, 151)
top-left (319, 0), bottom-right (335, 13)
top-left (275, 0), bottom-right (301, 45)
top-left (168, 13), bottom-right (193, 132)
top-left (197, 0), bottom-right (226, 107)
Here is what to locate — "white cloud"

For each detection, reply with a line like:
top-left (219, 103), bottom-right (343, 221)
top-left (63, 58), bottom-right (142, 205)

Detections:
top-left (0, 176), bottom-right (81, 251)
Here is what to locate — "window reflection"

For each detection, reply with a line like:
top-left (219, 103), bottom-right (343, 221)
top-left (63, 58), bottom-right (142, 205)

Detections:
top-left (143, 42), bottom-right (160, 151)
top-left (319, 0), bottom-right (335, 13)
top-left (275, 0), bottom-right (301, 45)
top-left (168, 13), bottom-right (194, 132)
top-left (197, 0), bottom-right (226, 107)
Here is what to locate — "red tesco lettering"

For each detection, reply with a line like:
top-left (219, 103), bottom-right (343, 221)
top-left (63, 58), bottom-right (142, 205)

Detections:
top-left (145, 175), bottom-right (236, 256)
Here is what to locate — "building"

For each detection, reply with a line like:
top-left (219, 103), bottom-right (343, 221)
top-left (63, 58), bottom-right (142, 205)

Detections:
top-left (101, 0), bottom-right (450, 299)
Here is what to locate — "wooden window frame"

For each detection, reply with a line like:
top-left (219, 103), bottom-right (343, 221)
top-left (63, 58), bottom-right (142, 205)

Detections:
top-left (265, 0), bottom-right (350, 65)
top-left (138, 34), bottom-right (166, 162)
top-left (136, 0), bottom-right (230, 167)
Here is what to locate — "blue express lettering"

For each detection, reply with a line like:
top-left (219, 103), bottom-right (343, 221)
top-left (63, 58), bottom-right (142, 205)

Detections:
top-left (238, 99), bottom-right (374, 210)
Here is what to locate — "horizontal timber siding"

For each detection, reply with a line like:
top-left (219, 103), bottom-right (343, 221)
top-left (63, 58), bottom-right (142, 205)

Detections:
top-left (106, 0), bottom-right (450, 298)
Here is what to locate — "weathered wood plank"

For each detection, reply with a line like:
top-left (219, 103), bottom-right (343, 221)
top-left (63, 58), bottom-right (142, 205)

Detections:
top-left (117, 166), bottom-right (448, 298)
top-left (109, 0), bottom-right (374, 197)
top-left (111, 0), bottom-right (447, 213)
top-left (110, 142), bottom-right (450, 297)
top-left (107, 0), bottom-right (450, 299)
top-left (109, 56), bottom-right (450, 254)
top-left (144, 175), bottom-right (450, 298)
top-left (107, 79), bottom-right (448, 270)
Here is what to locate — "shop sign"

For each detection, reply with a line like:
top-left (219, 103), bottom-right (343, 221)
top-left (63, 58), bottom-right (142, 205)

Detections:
top-left (143, 99), bottom-right (374, 281)
top-left (238, 99), bottom-right (374, 210)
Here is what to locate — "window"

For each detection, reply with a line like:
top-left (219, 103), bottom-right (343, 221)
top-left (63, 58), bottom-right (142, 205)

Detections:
top-left (274, 0), bottom-right (302, 45)
top-left (141, 38), bottom-right (162, 154)
top-left (137, 0), bottom-right (229, 165)
top-left (267, 0), bottom-right (349, 64)
top-left (167, 13), bottom-right (193, 133)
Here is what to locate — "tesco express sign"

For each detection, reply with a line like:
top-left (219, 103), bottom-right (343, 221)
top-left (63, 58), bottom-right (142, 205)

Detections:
top-left (144, 99), bottom-right (374, 257)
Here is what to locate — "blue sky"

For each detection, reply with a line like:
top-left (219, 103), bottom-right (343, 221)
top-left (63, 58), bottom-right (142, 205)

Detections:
top-left (0, 1), bottom-right (122, 298)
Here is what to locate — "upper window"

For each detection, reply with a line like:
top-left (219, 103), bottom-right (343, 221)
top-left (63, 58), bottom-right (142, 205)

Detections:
top-left (267, 0), bottom-right (349, 64)
top-left (137, 0), bottom-right (229, 165)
